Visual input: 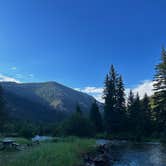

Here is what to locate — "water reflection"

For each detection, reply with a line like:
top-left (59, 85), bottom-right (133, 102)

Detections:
top-left (111, 141), bottom-right (166, 166)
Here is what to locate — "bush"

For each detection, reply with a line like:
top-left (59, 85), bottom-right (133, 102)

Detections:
top-left (19, 122), bottom-right (37, 139)
top-left (62, 112), bottom-right (95, 137)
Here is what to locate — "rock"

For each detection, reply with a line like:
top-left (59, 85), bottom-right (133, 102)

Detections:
top-left (85, 163), bottom-right (95, 166)
top-left (84, 144), bottom-right (111, 166)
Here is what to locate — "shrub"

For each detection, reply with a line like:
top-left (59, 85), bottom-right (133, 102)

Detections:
top-left (62, 112), bottom-right (95, 137)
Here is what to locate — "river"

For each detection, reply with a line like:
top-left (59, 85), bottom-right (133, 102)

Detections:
top-left (108, 141), bottom-right (166, 166)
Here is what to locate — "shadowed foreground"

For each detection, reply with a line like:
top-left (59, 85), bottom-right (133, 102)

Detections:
top-left (0, 138), bottom-right (95, 166)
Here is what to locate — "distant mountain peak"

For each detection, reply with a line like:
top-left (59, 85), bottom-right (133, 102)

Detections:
top-left (1, 81), bottom-right (101, 123)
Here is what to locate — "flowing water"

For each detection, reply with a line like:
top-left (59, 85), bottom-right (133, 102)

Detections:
top-left (109, 141), bottom-right (166, 166)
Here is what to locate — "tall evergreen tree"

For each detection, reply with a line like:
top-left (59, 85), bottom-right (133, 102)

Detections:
top-left (116, 75), bottom-right (126, 132)
top-left (141, 93), bottom-right (152, 136)
top-left (127, 90), bottom-right (135, 132)
top-left (103, 65), bottom-right (118, 134)
top-left (134, 93), bottom-right (146, 139)
top-left (63, 105), bottom-right (94, 137)
top-left (127, 90), bottom-right (135, 109)
top-left (130, 93), bottom-right (143, 137)
top-left (127, 92), bottom-right (142, 136)
top-left (89, 101), bottom-right (103, 133)
top-left (153, 47), bottom-right (166, 133)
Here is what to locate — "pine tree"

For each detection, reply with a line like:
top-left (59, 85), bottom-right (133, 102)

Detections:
top-left (90, 101), bottom-right (103, 133)
top-left (63, 105), bottom-right (95, 137)
top-left (103, 65), bottom-right (118, 134)
top-left (127, 92), bottom-right (142, 135)
top-left (127, 90), bottom-right (135, 109)
top-left (130, 93), bottom-right (142, 138)
top-left (103, 74), bottom-right (111, 133)
top-left (116, 75), bottom-right (126, 132)
top-left (127, 90), bottom-right (135, 133)
top-left (141, 93), bottom-right (152, 136)
top-left (153, 47), bottom-right (166, 133)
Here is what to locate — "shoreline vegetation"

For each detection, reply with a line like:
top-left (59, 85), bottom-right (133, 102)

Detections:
top-left (0, 136), bottom-right (165, 166)
top-left (0, 137), bottom-right (95, 166)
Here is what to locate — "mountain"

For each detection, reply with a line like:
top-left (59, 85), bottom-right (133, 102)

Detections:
top-left (0, 81), bottom-right (100, 123)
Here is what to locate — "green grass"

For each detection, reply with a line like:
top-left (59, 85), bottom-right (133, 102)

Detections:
top-left (0, 138), bottom-right (95, 166)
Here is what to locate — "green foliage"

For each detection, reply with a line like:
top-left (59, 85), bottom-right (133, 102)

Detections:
top-left (62, 108), bottom-right (95, 137)
top-left (126, 92), bottom-right (153, 140)
top-left (141, 94), bottom-right (153, 136)
top-left (127, 93), bottom-right (151, 140)
top-left (103, 65), bottom-right (155, 140)
top-left (103, 65), bottom-right (126, 134)
top-left (115, 75), bottom-right (126, 132)
top-left (127, 90), bottom-right (135, 130)
top-left (0, 138), bottom-right (95, 166)
top-left (19, 122), bottom-right (37, 138)
top-left (153, 47), bottom-right (166, 133)
top-left (89, 101), bottom-right (103, 133)
top-left (130, 93), bottom-right (142, 134)
top-left (103, 66), bottom-right (118, 134)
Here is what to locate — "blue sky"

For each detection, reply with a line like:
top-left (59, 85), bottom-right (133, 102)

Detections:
top-left (0, 0), bottom-right (166, 100)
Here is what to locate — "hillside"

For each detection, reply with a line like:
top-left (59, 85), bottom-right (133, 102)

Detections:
top-left (0, 82), bottom-right (99, 123)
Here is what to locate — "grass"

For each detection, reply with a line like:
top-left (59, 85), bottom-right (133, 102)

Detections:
top-left (0, 138), bottom-right (95, 166)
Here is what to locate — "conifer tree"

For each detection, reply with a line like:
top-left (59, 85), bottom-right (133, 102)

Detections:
top-left (127, 90), bottom-right (135, 129)
top-left (116, 75), bottom-right (126, 132)
top-left (130, 93), bottom-right (142, 137)
top-left (141, 93), bottom-right (152, 136)
top-left (127, 90), bottom-right (135, 109)
top-left (127, 92), bottom-right (142, 135)
top-left (63, 104), bottom-right (95, 137)
top-left (89, 101), bottom-right (103, 133)
top-left (153, 47), bottom-right (166, 133)
top-left (103, 65), bottom-right (118, 134)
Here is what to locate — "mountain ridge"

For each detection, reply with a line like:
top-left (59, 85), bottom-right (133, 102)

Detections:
top-left (0, 81), bottom-right (101, 123)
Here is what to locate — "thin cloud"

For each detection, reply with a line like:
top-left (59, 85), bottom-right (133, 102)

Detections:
top-left (29, 74), bottom-right (34, 78)
top-left (79, 87), bottom-right (103, 94)
top-left (93, 94), bottom-right (104, 103)
top-left (15, 74), bottom-right (23, 79)
top-left (132, 80), bottom-right (154, 99)
top-left (75, 80), bottom-right (154, 103)
top-left (11, 67), bottom-right (17, 70)
top-left (75, 87), bottom-right (104, 103)
top-left (0, 74), bottom-right (21, 83)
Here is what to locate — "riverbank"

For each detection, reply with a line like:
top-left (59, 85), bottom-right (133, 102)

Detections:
top-left (0, 137), bottom-right (95, 166)
top-left (83, 138), bottom-right (166, 166)
top-left (96, 133), bottom-right (165, 143)
top-left (83, 143), bottom-right (113, 166)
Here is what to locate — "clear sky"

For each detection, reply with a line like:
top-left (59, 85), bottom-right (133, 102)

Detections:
top-left (0, 0), bottom-right (166, 95)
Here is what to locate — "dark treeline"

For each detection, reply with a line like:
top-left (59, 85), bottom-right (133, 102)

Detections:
top-left (0, 47), bottom-right (166, 140)
top-left (103, 47), bottom-right (166, 140)
top-left (102, 47), bottom-right (166, 140)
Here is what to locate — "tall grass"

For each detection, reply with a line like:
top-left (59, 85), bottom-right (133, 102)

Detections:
top-left (0, 138), bottom-right (95, 166)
